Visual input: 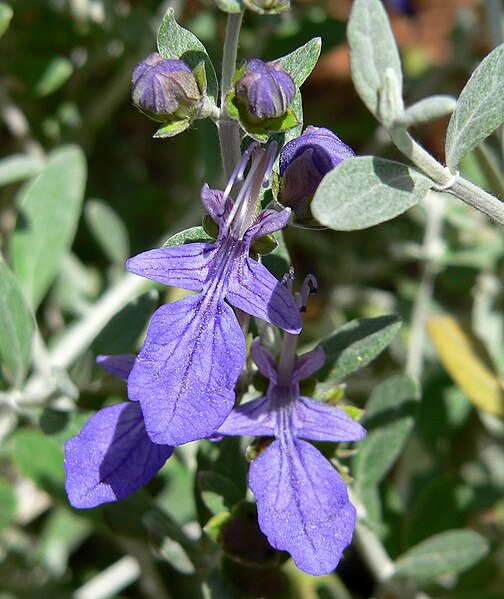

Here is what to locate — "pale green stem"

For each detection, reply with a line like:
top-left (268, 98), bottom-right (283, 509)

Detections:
top-left (218, 12), bottom-right (244, 180)
top-left (389, 126), bottom-right (504, 226)
top-left (405, 193), bottom-right (445, 381)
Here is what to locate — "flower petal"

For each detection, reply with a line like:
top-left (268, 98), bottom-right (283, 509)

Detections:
top-left (96, 354), bottom-right (136, 381)
top-left (128, 294), bottom-right (246, 445)
top-left (201, 184), bottom-right (233, 225)
top-left (227, 257), bottom-right (302, 334)
top-left (244, 208), bottom-right (292, 243)
top-left (293, 346), bottom-right (325, 382)
top-left (249, 436), bottom-right (356, 576)
top-left (126, 243), bottom-right (217, 291)
top-left (64, 402), bottom-right (173, 509)
top-left (250, 337), bottom-right (277, 381)
top-left (293, 396), bottom-right (366, 442)
top-left (217, 396), bottom-right (275, 437)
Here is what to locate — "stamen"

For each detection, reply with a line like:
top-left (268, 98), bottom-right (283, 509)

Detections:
top-left (296, 275), bottom-right (318, 312)
top-left (222, 141), bottom-right (258, 203)
top-left (262, 142), bottom-right (278, 188)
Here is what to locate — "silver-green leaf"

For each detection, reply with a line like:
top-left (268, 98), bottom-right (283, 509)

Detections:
top-left (157, 8), bottom-right (218, 104)
top-left (0, 263), bottom-right (34, 386)
top-left (277, 37), bottom-right (322, 88)
top-left (312, 156), bottom-right (432, 231)
top-left (347, 0), bottom-right (403, 118)
top-left (11, 145), bottom-right (87, 308)
top-left (162, 226), bottom-right (213, 248)
top-left (446, 44), bottom-right (504, 171)
top-left (317, 315), bottom-right (402, 383)
top-left (394, 530), bottom-right (489, 582)
top-left (394, 95), bottom-right (457, 128)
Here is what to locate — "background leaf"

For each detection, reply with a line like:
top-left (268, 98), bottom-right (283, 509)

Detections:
top-left (0, 477), bottom-right (17, 532)
top-left (393, 530), bottom-right (489, 582)
top-left (317, 315), bottom-right (402, 383)
top-left (428, 315), bottom-right (504, 416)
top-left (10, 145), bottom-right (87, 309)
top-left (445, 44), bottom-right (504, 171)
top-left (311, 157), bottom-right (432, 231)
top-left (85, 199), bottom-right (130, 265)
top-left (0, 2), bottom-right (12, 39)
top-left (157, 8), bottom-right (218, 104)
top-left (0, 154), bottom-right (44, 187)
top-left (353, 374), bottom-right (418, 489)
top-left (347, 0), bottom-right (403, 117)
top-left (0, 263), bottom-right (34, 386)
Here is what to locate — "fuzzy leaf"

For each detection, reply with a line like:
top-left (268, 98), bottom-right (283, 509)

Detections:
top-left (394, 95), bottom-right (457, 127)
top-left (394, 530), bottom-right (489, 582)
top-left (312, 156), bottom-right (431, 231)
top-left (157, 8), bottom-right (218, 104)
top-left (10, 145), bottom-right (87, 308)
top-left (318, 315), bottom-right (402, 383)
top-left (0, 263), bottom-right (34, 386)
top-left (347, 0), bottom-right (403, 117)
top-left (277, 38), bottom-right (322, 87)
top-left (162, 226), bottom-right (213, 248)
top-left (446, 44), bottom-right (504, 170)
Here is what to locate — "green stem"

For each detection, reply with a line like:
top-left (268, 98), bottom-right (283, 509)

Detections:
top-left (218, 12), bottom-right (244, 180)
top-left (389, 126), bottom-right (504, 226)
top-left (405, 192), bottom-right (445, 381)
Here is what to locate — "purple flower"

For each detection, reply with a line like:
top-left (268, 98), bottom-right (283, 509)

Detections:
top-left (217, 338), bottom-right (366, 575)
top-left (64, 355), bottom-right (173, 509)
top-left (279, 126), bottom-right (354, 223)
top-left (132, 52), bottom-right (202, 120)
top-left (126, 144), bottom-right (303, 447)
top-left (235, 59), bottom-right (295, 121)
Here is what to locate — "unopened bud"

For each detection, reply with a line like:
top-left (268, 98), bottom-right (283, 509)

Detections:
top-left (279, 126), bottom-right (354, 226)
top-left (132, 52), bottom-right (202, 121)
top-left (243, 0), bottom-right (290, 15)
top-left (235, 58), bottom-right (295, 121)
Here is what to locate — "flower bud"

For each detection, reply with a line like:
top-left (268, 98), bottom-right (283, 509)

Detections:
top-left (279, 126), bottom-right (354, 226)
top-left (132, 53), bottom-right (202, 121)
top-left (243, 0), bottom-right (290, 15)
top-left (235, 58), bottom-right (295, 121)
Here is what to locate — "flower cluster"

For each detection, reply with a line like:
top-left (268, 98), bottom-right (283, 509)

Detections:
top-left (66, 46), bottom-right (364, 575)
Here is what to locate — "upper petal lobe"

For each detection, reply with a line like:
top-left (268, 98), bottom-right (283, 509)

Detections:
top-left (126, 243), bottom-right (217, 291)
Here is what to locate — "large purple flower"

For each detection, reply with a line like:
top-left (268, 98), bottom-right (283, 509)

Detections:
top-left (126, 144), bottom-right (302, 447)
top-left (64, 355), bottom-right (173, 509)
top-left (217, 338), bottom-right (366, 575)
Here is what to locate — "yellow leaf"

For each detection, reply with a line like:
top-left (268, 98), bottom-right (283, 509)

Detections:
top-left (427, 315), bottom-right (504, 416)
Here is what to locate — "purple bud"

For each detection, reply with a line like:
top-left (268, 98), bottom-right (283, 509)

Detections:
top-left (279, 126), bottom-right (355, 223)
top-left (235, 59), bottom-right (295, 121)
top-left (132, 52), bottom-right (201, 120)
